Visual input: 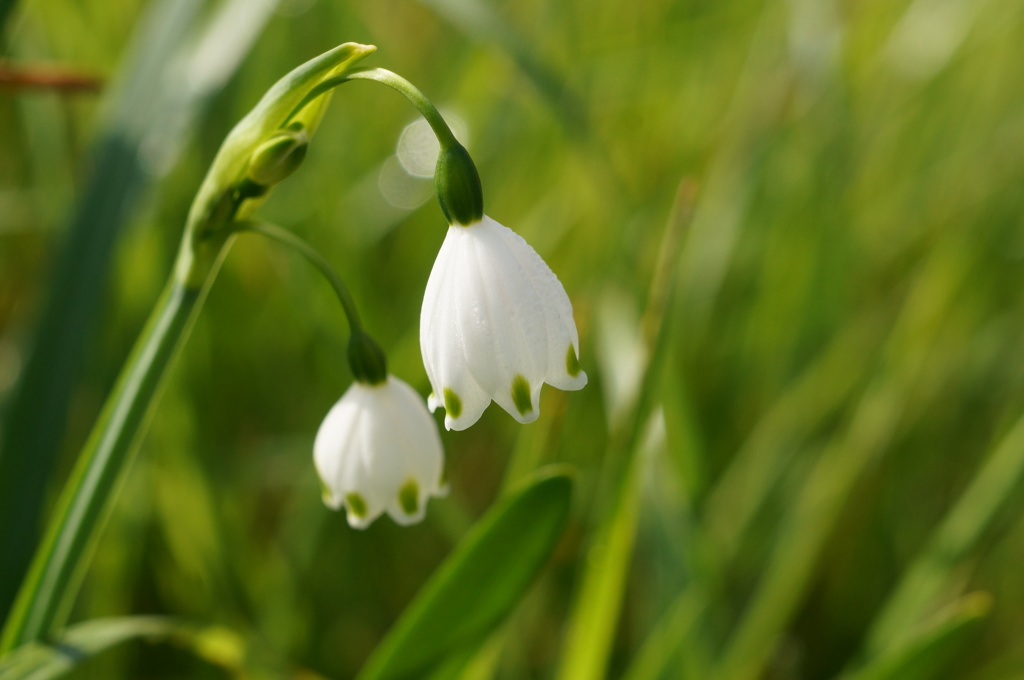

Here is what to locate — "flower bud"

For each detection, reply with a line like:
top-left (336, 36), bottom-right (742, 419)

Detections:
top-left (348, 331), bottom-right (388, 385)
top-left (435, 141), bottom-right (483, 226)
top-left (246, 125), bottom-right (309, 188)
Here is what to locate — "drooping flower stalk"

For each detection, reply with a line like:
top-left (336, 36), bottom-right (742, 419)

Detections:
top-left (233, 222), bottom-right (447, 529)
top-left (320, 67), bottom-right (589, 430)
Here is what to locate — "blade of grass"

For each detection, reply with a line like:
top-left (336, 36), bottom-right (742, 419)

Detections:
top-left (0, 274), bottom-right (222, 652)
top-left (674, 5), bottom-right (789, 350)
top-left (555, 178), bottom-right (694, 680)
top-left (0, 614), bottom-right (301, 680)
top-left (554, 417), bottom-right (651, 680)
top-left (710, 242), bottom-right (970, 680)
top-left (0, 0), bottom-right (199, 618)
top-left (356, 467), bottom-right (574, 680)
top-left (621, 584), bottom-right (710, 680)
top-left (0, 616), bottom-right (181, 680)
top-left (417, 0), bottom-right (588, 142)
top-left (0, 0), bottom-right (279, 620)
top-left (0, 0), bottom-right (15, 41)
top-left (704, 312), bottom-right (884, 557)
top-left (839, 593), bottom-right (992, 680)
top-left (861, 408), bottom-right (1024, 658)
top-left (619, 309), bottom-right (882, 680)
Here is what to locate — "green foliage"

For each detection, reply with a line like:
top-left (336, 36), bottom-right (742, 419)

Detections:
top-left (0, 0), bottom-right (279, 620)
top-left (358, 469), bottom-right (573, 680)
top-left (0, 617), bottom-right (183, 680)
top-left (2, 0), bottom-right (1024, 678)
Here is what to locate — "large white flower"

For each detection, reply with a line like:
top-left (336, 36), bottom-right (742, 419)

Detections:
top-left (420, 215), bottom-right (587, 431)
top-left (314, 376), bottom-right (446, 528)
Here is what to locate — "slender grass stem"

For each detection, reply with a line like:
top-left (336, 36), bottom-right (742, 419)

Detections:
top-left (0, 239), bottom-right (230, 652)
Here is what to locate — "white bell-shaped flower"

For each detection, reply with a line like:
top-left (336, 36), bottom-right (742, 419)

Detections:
top-left (314, 376), bottom-right (446, 528)
top-left (420, 215), bottom-right (588, 431)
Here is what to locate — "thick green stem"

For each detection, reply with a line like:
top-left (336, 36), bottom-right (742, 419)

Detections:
top-left (0, 239), bottom-right (229, 652)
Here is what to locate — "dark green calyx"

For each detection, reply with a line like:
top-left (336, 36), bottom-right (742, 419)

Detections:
top-left (246, 125), bottom-right (310, 187)
top-left (435, 141), bottom-right (483, 226)
top-left (348, 331), bottom-right (388, 384)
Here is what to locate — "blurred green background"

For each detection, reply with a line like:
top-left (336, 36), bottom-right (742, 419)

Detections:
top-left (2, 0), bottom-right (1024, 678)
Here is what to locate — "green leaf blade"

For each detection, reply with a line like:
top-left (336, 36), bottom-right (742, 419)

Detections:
top-left (357, 468), bottom-right (574, 680)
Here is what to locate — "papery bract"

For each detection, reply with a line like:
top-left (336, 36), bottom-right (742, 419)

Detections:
top-left (420, 215), bottom-right (587, 431)
top-left (314, 376), bottom-right (446, 528)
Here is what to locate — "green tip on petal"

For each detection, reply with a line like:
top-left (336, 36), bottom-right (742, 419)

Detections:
top-left (345, 492), bottom-right (368, 518)
top-left (511, 375), bottom-right (533, 416)
top-left (443, 388), bottom-right (463, 419)
top-left (398, 479), bottom-right (420, 516)
top-left (566, 344), bottom-right (581, 377)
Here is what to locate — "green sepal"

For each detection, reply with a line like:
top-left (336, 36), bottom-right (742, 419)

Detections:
top-left (185, 42), bottom-right (376, 239)
top-left (435, 142), bottom-right (483, 226)
top-left (348, 331), bottom-right (388, 385)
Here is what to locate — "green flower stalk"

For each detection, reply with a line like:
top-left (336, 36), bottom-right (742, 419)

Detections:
top-left (0, 42), bottom-right (375, 653)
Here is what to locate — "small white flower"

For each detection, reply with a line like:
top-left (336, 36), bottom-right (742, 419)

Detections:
top-left (420, 215), bottom-right (587, 431)
top-left (314, 376), bottom-right (446, 528)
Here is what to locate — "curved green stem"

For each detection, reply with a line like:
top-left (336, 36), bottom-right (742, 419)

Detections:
top-left (231, 221), bottom-right (363, 333)
top-left (292, 67), bottom-right (459, 149)
top-left (0, 238), bottom-right (230, 652)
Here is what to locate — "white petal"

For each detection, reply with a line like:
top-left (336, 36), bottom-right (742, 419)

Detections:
top-left (457, 220), bottom-right (547, 386)
top-left (489, 216), bottom-right (587, 391)
top-left (445, 220), bottom-right (549, 423)
top-left (420, 227), bottom-right (459, 397)
top-left (388, 377), bottom-right (446, 493)
top-left (421, 226), bottom-right (493, 430)
top-left (313, 388), bottom-right (365, 508)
